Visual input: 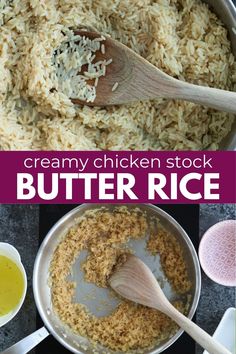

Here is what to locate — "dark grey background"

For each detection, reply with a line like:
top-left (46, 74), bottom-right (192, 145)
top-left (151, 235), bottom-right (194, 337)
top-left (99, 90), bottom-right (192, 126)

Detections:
top-left (0, 204), bottom-right (235, 354)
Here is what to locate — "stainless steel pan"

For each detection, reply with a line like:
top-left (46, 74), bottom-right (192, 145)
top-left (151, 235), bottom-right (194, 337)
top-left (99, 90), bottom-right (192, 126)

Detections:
top-left (204, 0), bottom-right (236, 150)
top-left (1, 204), bottom-right (201, 354)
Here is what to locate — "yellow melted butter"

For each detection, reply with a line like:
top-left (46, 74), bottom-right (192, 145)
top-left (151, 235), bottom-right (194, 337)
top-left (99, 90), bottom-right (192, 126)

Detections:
top-left (0, 255), bottom-right (24, 316)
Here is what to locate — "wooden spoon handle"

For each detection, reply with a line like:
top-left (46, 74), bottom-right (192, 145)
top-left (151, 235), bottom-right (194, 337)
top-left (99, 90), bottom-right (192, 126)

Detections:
top-left (165, 304), bottom-right (231, 354)
top-left (172, 81), bottom-right (236, 114)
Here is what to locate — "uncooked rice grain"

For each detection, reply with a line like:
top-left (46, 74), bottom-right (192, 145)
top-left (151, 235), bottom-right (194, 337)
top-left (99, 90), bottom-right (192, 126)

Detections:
top-left (0, 0), bottom-right (235, 150)
top-left (101, 44), bottom-right (105, 55)
top-left (112, 82), bottom-right (119, 92)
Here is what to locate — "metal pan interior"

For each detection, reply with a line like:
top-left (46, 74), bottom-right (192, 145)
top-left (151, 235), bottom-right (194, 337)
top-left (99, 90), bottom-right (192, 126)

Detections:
top-left (33, 204), bottom-right (201, 354)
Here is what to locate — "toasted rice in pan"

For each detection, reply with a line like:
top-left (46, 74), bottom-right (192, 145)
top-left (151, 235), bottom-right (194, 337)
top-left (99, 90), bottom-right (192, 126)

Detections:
top-left (50, 207), bottom-right (192, 352)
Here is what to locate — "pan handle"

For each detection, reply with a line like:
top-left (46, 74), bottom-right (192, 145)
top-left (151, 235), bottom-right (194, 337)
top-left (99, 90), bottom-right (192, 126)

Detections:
top-left (0, 327), bottom-right (49, 354)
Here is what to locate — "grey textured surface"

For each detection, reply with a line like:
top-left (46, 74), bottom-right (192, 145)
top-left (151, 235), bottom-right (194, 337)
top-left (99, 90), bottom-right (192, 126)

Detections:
top-left (0, 204), bottom-right (235, 354)
top-left (0, 205), bottom-right (39, 353)
top-left (196, 204), bottom-right (236, 354)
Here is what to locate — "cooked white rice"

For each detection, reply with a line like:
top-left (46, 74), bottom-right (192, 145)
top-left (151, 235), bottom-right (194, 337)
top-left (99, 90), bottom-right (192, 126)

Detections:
top-left (52, 31), bottom-right (111, 102)
top-left (0, 0), bottom-right (235, 150)
top-left (112, 82), bottom-right (119, 92)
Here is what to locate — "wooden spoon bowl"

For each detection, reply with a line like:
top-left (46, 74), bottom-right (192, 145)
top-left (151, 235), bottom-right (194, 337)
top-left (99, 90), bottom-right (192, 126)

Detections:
top-left (109, 255), bottom-right (231, 354)
top-left (71, 31), bottom-right (236, 113)
top-left (71, 31), bottom-right (132, 106)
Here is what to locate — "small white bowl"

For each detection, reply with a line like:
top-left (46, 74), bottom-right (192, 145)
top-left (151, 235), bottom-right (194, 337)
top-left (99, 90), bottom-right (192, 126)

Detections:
top-left (0, 242), bottom-right (27, 327)
top-left (199, 220), bottom-right (236, 286)
top-left (203, 308), bottom-right (236, 354)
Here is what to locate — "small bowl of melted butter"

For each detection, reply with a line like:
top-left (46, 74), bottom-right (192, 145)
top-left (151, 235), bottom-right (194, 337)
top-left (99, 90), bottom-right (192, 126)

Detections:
top-left (0, 243), bottom-right (27, 327)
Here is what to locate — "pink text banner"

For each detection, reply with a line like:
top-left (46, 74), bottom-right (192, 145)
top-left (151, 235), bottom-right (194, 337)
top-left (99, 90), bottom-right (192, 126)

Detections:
top-left (0, 151), bottom-right (235, 204)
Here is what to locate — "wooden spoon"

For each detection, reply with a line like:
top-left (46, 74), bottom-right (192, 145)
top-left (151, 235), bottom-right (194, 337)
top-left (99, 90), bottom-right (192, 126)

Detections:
top-left (109, 255), bottom-right (231, 354)
top-left (72, 31), bottom-right (236, 113)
